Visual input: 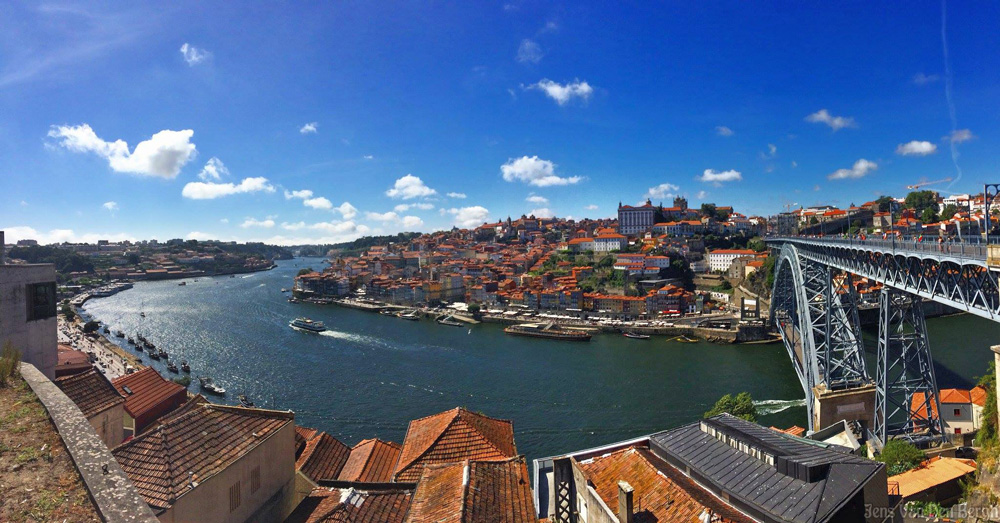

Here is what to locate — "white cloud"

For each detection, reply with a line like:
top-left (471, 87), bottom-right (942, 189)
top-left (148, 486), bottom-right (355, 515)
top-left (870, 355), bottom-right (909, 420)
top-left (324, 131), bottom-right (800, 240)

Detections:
top-left (179, 43), bottom-right (210, 66)
top-left (696, 190), bottom-right (708, 199)
top-left (366, 211), bottom-right (400, 222)
top-left (585, 204), bottom-right (599, 210)
top-left (220, 218), bottom-right (229, 224)
top-left (896, 140), bottom-right (937, 156)
top-left (306, 220), bottom-right (370, 238)
top-left (181, 177), bottom-right (275, 199)
top-left (1, 225), bottom-right (135, 245)
top-left (284, 189), bottom-right (313, 200)
top-left (198, 157), bottom-right (229, 181)
top-left (814, 185), bottom-right (821, 192)
top-left (827, 159), bottom-right (877, 180)
top-left (447, 192), bottom-right (467, 199)
top-left (698, 169), bottom-right (742, 185)
top-left (525, 79), bottom-right (593, 105)
top-left (401, 216), bottom-right (424, 228)
top-left (299, 122), bottom-right (318, 134)
top-left (501, 156), bottom-right (581, 187)
top-left (385, 174), bottom-right (437, 199)
top-left (20, 201), bottom-right (28, 207)
top-left (447, 206), bottom-right (490, 228)
top-left (363, 155), bottom-right (374, 160)
top-left (529, 207), bottom-right (553, 218)
top-left (241, 217), bottom-right (275, 228)
top-left (281, 221), bottom-right (306, 231)
top-left (186, 231), bottom-right (213, 241)
top-left (526, 195), bottom-right (549, 204)
top-left (766, 143), bottom-right (777, 157)
top-left (336, 202), bottom-right (358, 219)
top-left (48, 124), bottom-right (196, 179)
top-left (946, 129), bottom-right (975, 143)
top-left (303, 196), bottom-right (333, 210)
top-left (645, 183), bottom-right (681, 199)
top-left (805, 109), bottom-right (856, 131)
top-left (394, 203), bottom-right (434, 212)
top-left (715, 126), bottom-right (734, 137)
top-left (913, 72), bottom-right (940, 85)
top-left (791, 161), bottom-right (798, 168)
top-left (516, 39), bottom-right (543, 64)
top-left (102, 201), bottom-right (118, 212)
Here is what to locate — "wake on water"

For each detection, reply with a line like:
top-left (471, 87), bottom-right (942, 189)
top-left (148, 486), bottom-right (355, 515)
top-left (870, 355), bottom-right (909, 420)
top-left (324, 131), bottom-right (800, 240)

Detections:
top-left (754, 398), bottom-right (806, 415)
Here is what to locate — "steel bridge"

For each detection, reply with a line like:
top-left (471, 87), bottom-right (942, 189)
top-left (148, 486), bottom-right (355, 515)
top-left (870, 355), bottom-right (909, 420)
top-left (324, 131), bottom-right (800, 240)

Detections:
top-left (767, 236), bottom-right (1000, 448)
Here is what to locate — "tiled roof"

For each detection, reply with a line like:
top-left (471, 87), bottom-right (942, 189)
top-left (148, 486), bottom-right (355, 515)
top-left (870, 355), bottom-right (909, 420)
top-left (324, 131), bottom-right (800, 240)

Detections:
top-left (338, 438), bottom-right (402, 483)
top-left (296, 425), bottom-right (321, 458)
top-left (971, 386), bottom-right (988, 407)
top-left (406, 457), bottom-right (537, 523)
top-left (889, 456), bottom-right (976, 499)
top-left (55, 369), bottom-right (125, 418)
top-left (111, 367), bottom-right (187, 420)
top-left (286, 487), bottom-right (413, 523)
top-left (297, 432), bottom-right (351, 483)
top-left (394, 407), bottom-right (517, 482)
top-left (939, 388), bottom-right (973, 404)
top-left (577, 446), bottom-right (753, 523)
top-left (112, 404), bottom-right (293, 511)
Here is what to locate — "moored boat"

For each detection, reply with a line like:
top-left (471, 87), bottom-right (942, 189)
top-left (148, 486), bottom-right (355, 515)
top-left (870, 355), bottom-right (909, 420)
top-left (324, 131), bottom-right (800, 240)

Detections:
top-left (504, 323), bottom-right (592, 342)
top-left (199, 377), bottom-right (226, 396)
top-left (623, 332), bottom-right (651, 340)
top-left (289, 317), bottom-right (328, 333)
top-left (437, 317), bottom-right (463, 327)
top-left (238, 394), bottom-right (254, 408)
top-left (397, 311), bottom-right (420, 321)
top-left (127, 337), bottom-right (135, 345)
top-left (181, 360), bottom-right (191, 373)
top-left (166, 362), bottom-right (179, 373)
top-left (115, 330), bottom-right (125, 338)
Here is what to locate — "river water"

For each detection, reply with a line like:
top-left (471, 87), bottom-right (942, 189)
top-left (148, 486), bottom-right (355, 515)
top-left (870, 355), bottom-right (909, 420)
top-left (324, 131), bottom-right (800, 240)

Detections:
top-left (80, 257), bottom-right (999, 463)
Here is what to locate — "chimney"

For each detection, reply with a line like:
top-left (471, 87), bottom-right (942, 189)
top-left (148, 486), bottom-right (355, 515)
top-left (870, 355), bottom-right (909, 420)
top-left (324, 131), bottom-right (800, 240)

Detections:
top-left (617, 480), bottom-right (634, 523)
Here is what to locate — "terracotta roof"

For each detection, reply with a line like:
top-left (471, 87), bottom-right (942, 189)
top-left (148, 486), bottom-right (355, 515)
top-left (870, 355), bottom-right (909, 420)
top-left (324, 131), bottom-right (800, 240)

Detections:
top-left (338, 438), bottom-right (402, 483)
top-left (971, 386), bottom-right (988, 407)
top-left (112, 367), bottom-right (187, 421)
top-left (112, 404), bottom-right (293, 511)
top-left (296, 425), bottom-right (321, 458)
top-left (939, 388), bottom-right (973, 404)
top-left (578, 446), bottom-right (752, 523)
top-left (394, 407), bottom-right (517, 482)
top-left (55, 369), bottom-right (125, 418)
top-left (286, 487), bottom-right (413, 523)
top-left (297, 432), bottom-right (351, 483)
top-left (771, 425), bottom-right (806, 437)
top-left (406, 457), bottom-right (537, 523)
top-left (889, 456), bottom-right (977, 499)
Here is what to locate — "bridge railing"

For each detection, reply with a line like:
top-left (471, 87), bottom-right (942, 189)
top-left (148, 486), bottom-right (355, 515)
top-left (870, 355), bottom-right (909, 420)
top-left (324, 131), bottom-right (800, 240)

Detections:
top-left (767, 235), bottom-right (996, 261)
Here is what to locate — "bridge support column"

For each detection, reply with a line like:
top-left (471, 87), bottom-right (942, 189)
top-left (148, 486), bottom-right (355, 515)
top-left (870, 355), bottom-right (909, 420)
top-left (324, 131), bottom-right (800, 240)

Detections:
top-left (812, 383), bottom-right (876, 434)
top-left (874, 289), bottom-right (944, 446)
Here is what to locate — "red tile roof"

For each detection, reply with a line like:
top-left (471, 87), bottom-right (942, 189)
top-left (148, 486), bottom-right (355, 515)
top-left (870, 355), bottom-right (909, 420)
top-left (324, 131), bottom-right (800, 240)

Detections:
top-left (286, 487), bottom-right (413, 523)
top-left (112, 367), bottom-right (187, 428)
top-left (971, 386), bottom-right (988, 407)
top-left (338, 438), bottom-right (402, 483)
top-left (297, 432), bottom-right (351, 483)
top-left (55, 369), bottom-right (125, 418)
top-left (406, 457), bottom-right (537, 523)
top-left (939, 388), bottom-right (973, 405)
top-left (112, 404), bottom-right (293, 511)
top-left (394, 407), bottom-right (517, 482)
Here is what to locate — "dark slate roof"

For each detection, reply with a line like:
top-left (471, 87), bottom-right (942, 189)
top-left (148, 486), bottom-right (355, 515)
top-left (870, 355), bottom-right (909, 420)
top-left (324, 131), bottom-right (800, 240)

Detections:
top-left (649, 414), bottom-right (883, 523)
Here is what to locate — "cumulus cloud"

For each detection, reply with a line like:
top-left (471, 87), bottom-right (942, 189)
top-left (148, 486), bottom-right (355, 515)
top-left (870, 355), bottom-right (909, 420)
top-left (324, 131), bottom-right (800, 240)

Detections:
top-left (913, 72), bottom-right (940, 85)
top-left (525, 79), bottom-right (593, 105)
top-left (309, 220), bottom-right (369, 237)
top-left (48, 124), bottom-right (196, 179)
top-left (526, 195), bottom-right (549, 204)
top-left (1, 225), bottom-right (135, 245)
top-left (386, 174), bottom-right (437, 199)
top-left (585, 204), bottom-right (599, 210)
top-left (198, 157), bottom-right (229, 181)
top-left (447, 206), bottom-right (490, 228)
top-left (698, 169), bottom-right (742, 186)
top-left (827, 159), bottom-right (877, 180)
top-left (303, 196), bottom-right (333, 210)
top-left (241, 217), bottom-right (275, 228)
top-left (394, 203), bottom-right (434, 212)
top-left (529, 208), bottom-right (553, 218)
top-left (715, 126), bottom-right (734, 137)
top-left (186, 231), bottom-right (214, 241)
top-left (336, 202), bottom-right (358, 219)
top-left (805, 109), bottom-right (856, 131)
top-left (363, 155), bottom-right (374, 160)
top-left (447, 192), bottom-right (467, 199)
top-left (284, 189), bottom-right (313, 200)
top-left (645, 183), bottom-right (681, 199)
top-left (401, 216), bottom-right (424, 228)
top-left (181, 177), bottom-right (275, 199)
top-left (102, 201), bottom-right (118, 213)
top-left (896, 140), bottom-right (937, 156)
top-left (696, 190), bottom-right (708, 199)
top-left (366, 211), bottom-right (400, 222)
top-left (281, 221), bottom-right (306, 231)
top-left (946, 129), bottom-right (975, 143)
top-left (300, 122), bottom-right (318, 134)
top-left (180, 43), bottom-right (211, 66)
top-left (501, 156), bottom-right (580, 187)
top-left (516, 39), bottom-right (543, 64)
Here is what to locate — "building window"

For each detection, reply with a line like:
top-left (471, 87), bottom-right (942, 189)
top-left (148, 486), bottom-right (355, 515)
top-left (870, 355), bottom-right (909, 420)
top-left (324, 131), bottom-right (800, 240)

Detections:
top-left (229, 481), bottom-right (241, 512)
top-left (26, 282), bottom-right (56, 321)
top-left (955, 428), bottom-right (962, 435)
top-left (250, 465), bottom-right (261, 494)
top-left (954, 409), bottom-right (962, 417)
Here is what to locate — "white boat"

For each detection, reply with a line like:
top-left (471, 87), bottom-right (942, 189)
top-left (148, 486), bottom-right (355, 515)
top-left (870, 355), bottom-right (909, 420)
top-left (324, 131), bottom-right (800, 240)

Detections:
top-left (289, 317), bottom-right (328, 333)
top-left (397, 311), bottom-right (420, 321)
top-left (199, 377), bottom-right (226, 395)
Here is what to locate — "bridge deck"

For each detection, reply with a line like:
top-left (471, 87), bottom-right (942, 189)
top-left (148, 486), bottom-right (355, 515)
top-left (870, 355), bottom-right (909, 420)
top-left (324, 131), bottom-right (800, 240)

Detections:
top-left (767, 236), bottom-right (989, 265)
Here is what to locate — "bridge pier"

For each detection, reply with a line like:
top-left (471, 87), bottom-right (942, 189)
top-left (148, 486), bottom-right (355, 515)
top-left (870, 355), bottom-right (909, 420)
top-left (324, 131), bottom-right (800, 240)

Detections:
top-left (812, 383), bottom-right (876, 436)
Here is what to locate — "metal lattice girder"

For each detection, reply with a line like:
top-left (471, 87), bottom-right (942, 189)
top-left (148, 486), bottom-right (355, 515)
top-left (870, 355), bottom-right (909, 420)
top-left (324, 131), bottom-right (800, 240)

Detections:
top-left (873, 288), bottom-right (945, 445)
top-left (766, 237), bottom-right (1000, 322)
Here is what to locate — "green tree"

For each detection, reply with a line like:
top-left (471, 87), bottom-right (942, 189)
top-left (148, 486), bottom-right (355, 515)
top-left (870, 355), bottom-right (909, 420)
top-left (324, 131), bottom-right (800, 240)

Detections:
top-left (747, 237), bottom-right (766, 253)
top-left (467, 303), bottom-right (482, 319)
top-left (875, 196), bottom-right (896, 213)
top-left (63, 306), bottom-right (76, 322)
top-left (904, 190), bottom-right (939, 216)
top-left (700, 203), bottom-right (718, 219)
top-left (875, 440), bottom-right (926, 475)
top-left (296, 268), bottom-right (315, 276)
top-left (809, 216), bottom-right (819, 225)
top-left (940, 204), bottom-right (959, 221)
top-left (595, 255), bottom-right (615, 269)
top-left (976, 361), bottom-right (998, 446)
top-left (705, 392), bottom-right (758, 422)
top-left (921, 207), bottom-right (939, 224)
top-left (82, 320), bottom-right (100, 333)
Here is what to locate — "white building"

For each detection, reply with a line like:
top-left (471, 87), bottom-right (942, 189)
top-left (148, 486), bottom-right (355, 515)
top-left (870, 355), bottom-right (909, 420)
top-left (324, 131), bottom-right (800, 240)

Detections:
top-left (937, 387), bottom-right (987, 437)
top-left (707, 249), bottom-right (758, 272)
top-left (594, 234), bottom-right (627, 253)
top-left (617, 200), bottom-right (657, 235)
top-left (0, 233), bottom-right (58, 379)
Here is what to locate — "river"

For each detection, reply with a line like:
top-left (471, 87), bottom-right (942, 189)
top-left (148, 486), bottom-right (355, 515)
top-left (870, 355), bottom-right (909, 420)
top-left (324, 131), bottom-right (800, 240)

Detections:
top-left (80, 257), bottom-right (998, 464)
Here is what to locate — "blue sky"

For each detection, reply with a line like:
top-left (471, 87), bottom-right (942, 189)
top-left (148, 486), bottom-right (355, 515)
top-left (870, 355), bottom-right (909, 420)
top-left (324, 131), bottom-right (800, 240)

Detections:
top-left (2, 1), bottom-right (998, 245)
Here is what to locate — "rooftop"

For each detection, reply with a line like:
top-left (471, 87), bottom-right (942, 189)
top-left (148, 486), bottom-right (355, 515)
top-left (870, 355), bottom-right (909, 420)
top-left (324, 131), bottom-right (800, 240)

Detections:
top-left (407, 457), bottom-right (537, 523)
top-left (55, 368), bottom-right (125, 418)
top-left (889, 456), bottom-right (976, 499)
top-left (111, 367), bottom-right (186, 421)
top-left (297, 432), bottom-right (351, 484)
top-left (286, 486), bottom-right (414, 523)
top-left (339, 438), bottom-right (402, 483)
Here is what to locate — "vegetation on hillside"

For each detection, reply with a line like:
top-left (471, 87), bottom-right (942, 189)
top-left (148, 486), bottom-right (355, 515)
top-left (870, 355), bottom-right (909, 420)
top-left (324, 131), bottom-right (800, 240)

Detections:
top-left (7, 246), bottom-right (95, 277)
top-left (0, 342), bottom-right (21, 387)
top-left (875, 440), bottom-right (925, 475)
top-left (705, 392), bottom-right (758, 422)
top-left (327, 233), bottom-right (423, 255)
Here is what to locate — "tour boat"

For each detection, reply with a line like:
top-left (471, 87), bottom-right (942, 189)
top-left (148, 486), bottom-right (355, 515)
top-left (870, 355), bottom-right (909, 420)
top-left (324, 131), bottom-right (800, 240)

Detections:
top-left (437, 317), bottom-right (463, 327)
top-left (135, 344), bottom-right (144, 352)
top-left (140, 312), bottom-right (146, 318)
top-left (289, 317), bottom-right (328, 333)
top-left (181, 361), bottom-right (191, 373)
top-left (397, 311), bottom-right (421, 321)
top-left (199, 377), bottom-right (226, 396)
top-left (379, 309), bottom-right (398, 316)
top-left (102, 326), bottom-right (110, 334)
top-left (158, 349), bottom-right (168, 359)
top-left (623, 332), bottom-right (651, 340)
top-left (178, 282), bottom-right (186, 286)
top-left (166, 362), bottom-right (179, 373)
top-left (504, 323), bottom-right (592, 342)
top-left (127, 337), bottom-right (135, 345)
top-left (148, 351), bottom-right (160, 361)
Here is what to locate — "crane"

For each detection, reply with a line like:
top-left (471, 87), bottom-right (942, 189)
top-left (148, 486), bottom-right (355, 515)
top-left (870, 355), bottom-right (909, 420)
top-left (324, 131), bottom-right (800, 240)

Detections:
top-left (906, 177), bottom-right (952, 190)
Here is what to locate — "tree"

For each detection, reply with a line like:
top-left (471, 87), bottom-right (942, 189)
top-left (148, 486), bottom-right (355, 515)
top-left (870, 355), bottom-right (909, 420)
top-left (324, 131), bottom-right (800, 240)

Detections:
top-left (904, 190), bottom-right (939, 216)
top-left (976, 361), bottom-right (998, 446)
top-left (83, 320), bottom-right (100, 333)
top-left (700, 203), bottom-right (718, 219)
top-left (809, 216), bottom-right (819, 225)
top-left (63, 306), bottom-right (76, 322)
top-left (747, 237), bottom-right (766, 252)
top-left (296, 268), bottom-right (315, 276)
top-left (875, 440), bottom-right (926, 475)
top-left (875, 196), bottom-right (896, 213)
top-left (921, 207), bottom-right (939, 224)
top-left (940, 204), bottom-right (959, 221)
top-left (467, 303), bottom-right (482, 319)
top-left (705, 392), bottom-right (758, 422)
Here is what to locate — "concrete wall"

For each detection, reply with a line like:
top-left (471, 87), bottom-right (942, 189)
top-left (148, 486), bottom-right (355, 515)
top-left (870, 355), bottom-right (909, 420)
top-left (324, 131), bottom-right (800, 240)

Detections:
top-left (812, 384), bottom-right (876, 433)
top-left (89, 403), bottom-right (126, 448)
top-left (162, 421), bottom-right (297, 523)
top-left (941, 403), bottom-right (977, 435)
top-left (1, 264), bottom-right (58, 379)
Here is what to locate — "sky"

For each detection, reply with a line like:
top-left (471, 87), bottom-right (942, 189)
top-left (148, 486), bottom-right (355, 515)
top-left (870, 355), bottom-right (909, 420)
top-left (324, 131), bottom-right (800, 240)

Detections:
top-left (2, 1), bottom-right (999, 245)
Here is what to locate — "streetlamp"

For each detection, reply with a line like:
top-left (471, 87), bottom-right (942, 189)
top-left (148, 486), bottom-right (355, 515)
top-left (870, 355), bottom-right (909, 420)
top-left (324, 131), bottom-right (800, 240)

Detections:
top-left (985, 184), bottom-right (1000, 243)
